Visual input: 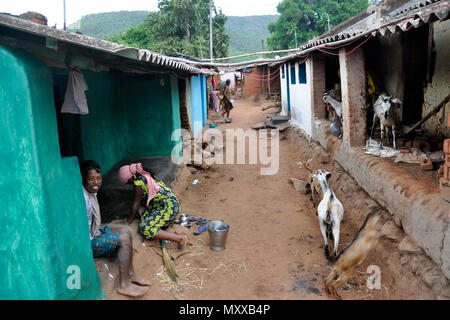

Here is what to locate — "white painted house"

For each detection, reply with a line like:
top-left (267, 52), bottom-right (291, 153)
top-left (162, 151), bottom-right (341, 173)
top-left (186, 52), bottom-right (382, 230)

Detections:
top-left (280, 60), bottom-right (312, 137)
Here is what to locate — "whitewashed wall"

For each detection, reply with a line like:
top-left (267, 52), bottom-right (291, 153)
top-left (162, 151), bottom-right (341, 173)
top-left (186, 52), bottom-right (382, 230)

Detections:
top-left (288, 60), bottom-right (312, 137)
top-left (280, 64), bottom-right (288, 116)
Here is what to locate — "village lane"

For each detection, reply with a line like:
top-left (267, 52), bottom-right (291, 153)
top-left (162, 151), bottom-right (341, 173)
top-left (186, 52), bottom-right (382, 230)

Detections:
top-left (105, 96), bottom-right (435, 300)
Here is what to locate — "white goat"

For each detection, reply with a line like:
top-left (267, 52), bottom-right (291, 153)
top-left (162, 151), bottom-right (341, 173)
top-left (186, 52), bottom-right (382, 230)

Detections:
top-left (312, 169), bottom-right (344, 261)
top-left (323, 93), bottom-right (342, 118)
top-left (370, 94), bottom-right (402, 149)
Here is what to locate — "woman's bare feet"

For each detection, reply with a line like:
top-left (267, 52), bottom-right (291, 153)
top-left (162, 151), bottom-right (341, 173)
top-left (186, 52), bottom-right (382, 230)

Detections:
top-left (178, 234), bottom-right (188, 251)
top-left (117, 282), bottom-right (149, 297)
top-left (130, 274), bottom-right (151, 286)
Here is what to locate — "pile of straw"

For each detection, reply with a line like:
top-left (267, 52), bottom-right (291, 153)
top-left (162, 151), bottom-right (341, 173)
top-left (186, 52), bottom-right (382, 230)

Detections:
top-left (153, 239), bottom-right (249, 300)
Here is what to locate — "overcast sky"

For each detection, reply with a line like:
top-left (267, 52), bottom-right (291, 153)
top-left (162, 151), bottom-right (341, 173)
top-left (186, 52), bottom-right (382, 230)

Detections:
top-left (1, 0), bottom-right (281, 29)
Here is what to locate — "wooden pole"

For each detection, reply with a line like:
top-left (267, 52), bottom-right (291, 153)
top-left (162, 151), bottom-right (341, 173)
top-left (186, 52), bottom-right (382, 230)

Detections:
top-left (268, 66), bottom-right (271, 100)
top-left (400, 94), bottom-right (450, 136)
top-left (241, 71), bottom-right (244, 98)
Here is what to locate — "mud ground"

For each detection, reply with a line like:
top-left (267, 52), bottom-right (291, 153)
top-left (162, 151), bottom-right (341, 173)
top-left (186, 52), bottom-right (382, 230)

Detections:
top-left (101, 96), bottom-right (436, 300)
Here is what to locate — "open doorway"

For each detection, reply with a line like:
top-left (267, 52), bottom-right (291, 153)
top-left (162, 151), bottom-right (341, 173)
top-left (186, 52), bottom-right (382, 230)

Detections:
top-left (52, 72), bottom-right (83, 160)
top-left (178, 78), bottom-right (191, 132)
top-left (401, 24), bottom-right (433, 126)
top-left (324, 55), bottom-right (341, 121)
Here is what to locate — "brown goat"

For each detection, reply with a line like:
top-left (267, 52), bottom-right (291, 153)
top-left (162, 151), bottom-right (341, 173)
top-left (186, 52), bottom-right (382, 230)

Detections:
top-left (298, 159), bottom-right (323, 209)
top-left (324, 206), bottom-right (396, 299)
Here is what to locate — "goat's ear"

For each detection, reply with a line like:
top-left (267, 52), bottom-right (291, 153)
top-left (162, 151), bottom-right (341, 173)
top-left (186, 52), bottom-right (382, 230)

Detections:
top-left (326, 173), bottom-right (332, 181)
top-left (391, 98), bottom-right (402, 104)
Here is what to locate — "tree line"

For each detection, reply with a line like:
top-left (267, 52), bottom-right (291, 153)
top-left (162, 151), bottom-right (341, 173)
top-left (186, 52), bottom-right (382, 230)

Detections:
top-left (108, 0), bottom-right (229, 58)
top-left (267, 0), bottom-right (371, 50)
top-left (109, 0), bottom-right (376, 58)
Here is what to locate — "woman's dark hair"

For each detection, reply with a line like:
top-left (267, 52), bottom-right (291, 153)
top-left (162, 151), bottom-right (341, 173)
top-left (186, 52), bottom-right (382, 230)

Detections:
top-left (226, 79), bottom-right (231, 86)
top-left (80, 160), bottom-right (101, 182)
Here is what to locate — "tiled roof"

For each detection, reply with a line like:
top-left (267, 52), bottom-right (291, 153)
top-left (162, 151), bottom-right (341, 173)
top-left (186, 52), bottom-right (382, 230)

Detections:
top-left (273, 0), bottom-right (449, 65)
top-left (0, 13), bottom-right (203, 74)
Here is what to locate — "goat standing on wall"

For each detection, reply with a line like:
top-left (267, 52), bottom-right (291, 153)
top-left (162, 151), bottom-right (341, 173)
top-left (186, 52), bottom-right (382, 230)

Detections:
top-left (312, 169), bottom-right (344, 261)
top-left (370, 94), bottom-right (402, 149)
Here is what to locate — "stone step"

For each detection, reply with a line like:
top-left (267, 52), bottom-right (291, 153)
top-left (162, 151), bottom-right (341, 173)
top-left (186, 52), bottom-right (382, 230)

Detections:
top-left (267, 115), bottom-right (290, 124)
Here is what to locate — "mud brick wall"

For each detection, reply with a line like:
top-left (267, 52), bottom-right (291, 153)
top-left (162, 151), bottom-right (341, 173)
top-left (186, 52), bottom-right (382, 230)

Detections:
top-left (422, 20), bottom-right (450, 137)
top-left (335, 142), bottom-right (450, 281)
top-left (309, 52), bottom-right (327, 120)
top-left (339, 47), bottom-right (367, 147)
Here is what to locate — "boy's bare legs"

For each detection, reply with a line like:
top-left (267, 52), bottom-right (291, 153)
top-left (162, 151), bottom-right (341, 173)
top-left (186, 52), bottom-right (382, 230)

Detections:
top-left (111, 227), bottom-right (149, 297)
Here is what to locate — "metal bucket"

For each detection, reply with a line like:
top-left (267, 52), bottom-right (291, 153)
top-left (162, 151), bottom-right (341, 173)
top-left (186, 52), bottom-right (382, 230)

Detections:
top-left (207, 221), bottom-right (230, 251)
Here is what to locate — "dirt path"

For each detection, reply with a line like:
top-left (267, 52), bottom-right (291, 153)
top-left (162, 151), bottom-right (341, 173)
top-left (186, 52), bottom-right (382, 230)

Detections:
top-left (104, 97), bottom-right (435, 300)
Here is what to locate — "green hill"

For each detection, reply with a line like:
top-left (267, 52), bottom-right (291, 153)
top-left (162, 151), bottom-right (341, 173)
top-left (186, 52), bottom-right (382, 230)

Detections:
top-left (68, 11), bottom-right (150, 40)
top-left (69, 11), bottom-right (279, 60)
top-left (225, 15), bottom-right (279, 58)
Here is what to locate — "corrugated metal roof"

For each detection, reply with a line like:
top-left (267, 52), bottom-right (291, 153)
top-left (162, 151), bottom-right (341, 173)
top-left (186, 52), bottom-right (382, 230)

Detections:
top-left (272, 0), bottom-right (449, 65)
top-left (0, 13), bottom-right (203, 74)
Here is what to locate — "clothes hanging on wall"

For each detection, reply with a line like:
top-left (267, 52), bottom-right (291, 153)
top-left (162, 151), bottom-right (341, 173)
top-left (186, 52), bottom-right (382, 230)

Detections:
top-left (61, 68), bottom-right (89, 115)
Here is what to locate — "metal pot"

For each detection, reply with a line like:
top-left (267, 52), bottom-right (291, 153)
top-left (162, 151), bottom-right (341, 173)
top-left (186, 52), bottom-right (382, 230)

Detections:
top-left (180, 221), bottom-right (192, 228)
top-left (329, 119), bottom-right (342, 138)
top-left (179, 214), bottom-right (189, 224)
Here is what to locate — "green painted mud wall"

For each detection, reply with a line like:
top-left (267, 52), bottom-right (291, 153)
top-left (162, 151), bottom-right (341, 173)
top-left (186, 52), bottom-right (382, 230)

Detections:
top-left (0, 43), bottom-right (183, 299)
top-left (170, 74), bottom-right (182, 160)
top-left (81, 71), bottom-right (128, 173)
top-left (0, 46), bottom-right (103, 300)
top-left (122, 74), bottom-right (179, 158)
top-left (54, 71), bottom-right (182, 174)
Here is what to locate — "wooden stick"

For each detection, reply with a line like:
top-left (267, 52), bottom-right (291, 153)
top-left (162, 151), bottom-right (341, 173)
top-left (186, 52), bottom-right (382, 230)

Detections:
top-left (400, 94), bottom-right (450, 136)
top-left (160, 240), bottom-right (178, 282)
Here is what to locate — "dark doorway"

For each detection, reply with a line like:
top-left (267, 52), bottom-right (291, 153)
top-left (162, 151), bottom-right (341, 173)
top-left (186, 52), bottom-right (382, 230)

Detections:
top-left (401, 25), bottom-right (430, 125)
top-left (325, 56), bottom-right (341, 92)
top-left (178, 78), bottom-right (191, 132)
top-left (52, 72), bottom-right (83, 159)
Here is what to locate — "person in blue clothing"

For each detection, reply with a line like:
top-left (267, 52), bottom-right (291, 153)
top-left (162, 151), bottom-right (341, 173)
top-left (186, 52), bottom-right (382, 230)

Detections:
top-left (81, 160), bottom-right (150, 297)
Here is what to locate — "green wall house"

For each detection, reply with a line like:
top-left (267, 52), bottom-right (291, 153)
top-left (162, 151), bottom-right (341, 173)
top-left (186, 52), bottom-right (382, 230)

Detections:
top-left (0, 46), bottom-right (103, 300)
top-left (0, 45), bottom-right (187, 299)
top-left (0, 12), bottom-right (203, 299)
top-left (0, 45), bottom-right (184, 299)
top-left (52, 70), bottom-right (182, 174)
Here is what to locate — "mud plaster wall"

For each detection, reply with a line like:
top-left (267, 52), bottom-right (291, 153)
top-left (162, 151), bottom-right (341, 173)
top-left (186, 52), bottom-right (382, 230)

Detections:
top-left (78, 72), bottom-right (179, 174)
top-left (312, 117), bottom-right (332, 151)
top-left (81, 71), bottom-right (128, 173)
top-left (52, 69), bottom-right (179, 175)
top-left (334, 142), bottom-right (450, 281)
top-left (122, 74), bottom-right (180, 159)
top-left (368, 32), bottom-right (404, 101)
top-left (0, 46), bottom-right (103, 299)
top-left (423, 19), bottom-right (450, 137)
top-left (244, 68), bottom-right (264, 99)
